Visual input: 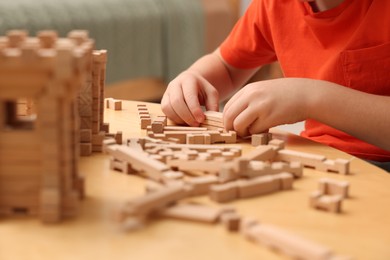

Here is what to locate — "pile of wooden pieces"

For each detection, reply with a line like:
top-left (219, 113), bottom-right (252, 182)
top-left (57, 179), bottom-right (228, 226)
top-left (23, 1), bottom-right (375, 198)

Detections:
top-left (310, 178), bottom-right (350, 213)
top-left (103, 106), bottom-right (353, 259)
top-left (138, 105), bottom-right (237, 144)
top-left (200, 111), bottom-right (224, 130)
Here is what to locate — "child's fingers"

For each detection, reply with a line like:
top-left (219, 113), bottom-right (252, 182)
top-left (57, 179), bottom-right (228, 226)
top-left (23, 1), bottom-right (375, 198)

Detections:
top-left (232, 107), bottom-right (257, 137)
top-left (204, 84), bottom-right (220, 112)
top-left (161, 92), bottom-right (186, 125)
top-left (182, 78), bottom-right (206, 124)
top-left (169, 85), bottom-right (200, 126)
top-left (223, 93), bottom-right (248, 131)
top-left (248, 117), bottom-right (269, 135)
top-left (223, 88), bottom-right (244, 114)
top-left (223, 89), bottom-right (245, 128)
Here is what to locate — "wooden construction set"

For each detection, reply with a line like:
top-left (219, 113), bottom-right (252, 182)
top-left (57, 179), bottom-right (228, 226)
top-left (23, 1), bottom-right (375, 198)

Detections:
top-left (101, 103), bottom-right (353, 260)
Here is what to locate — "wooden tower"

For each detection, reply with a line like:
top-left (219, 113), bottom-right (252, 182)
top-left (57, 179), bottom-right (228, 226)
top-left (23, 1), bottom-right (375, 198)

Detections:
top-left (0, 30), bottom-right (102, 222)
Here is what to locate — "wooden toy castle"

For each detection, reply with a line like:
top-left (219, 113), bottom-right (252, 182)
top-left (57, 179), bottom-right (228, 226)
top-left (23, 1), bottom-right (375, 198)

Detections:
top-left (0, 30), bottom-right (107, 223)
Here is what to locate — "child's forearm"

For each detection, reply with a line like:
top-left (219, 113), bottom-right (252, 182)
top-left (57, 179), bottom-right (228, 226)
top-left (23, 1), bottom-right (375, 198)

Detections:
top-left (308, 80), bottom-right (390, 151)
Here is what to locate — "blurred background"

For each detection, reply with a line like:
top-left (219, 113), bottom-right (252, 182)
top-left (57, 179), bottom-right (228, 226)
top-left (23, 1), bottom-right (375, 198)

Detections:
top-left (0, 0), bottom-right (303, 133)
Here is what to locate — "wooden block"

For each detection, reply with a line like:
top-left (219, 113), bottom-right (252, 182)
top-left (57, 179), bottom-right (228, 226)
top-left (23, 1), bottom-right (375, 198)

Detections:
top-left (92, 131), bottom-right (105, 145)
top-left (233, 158), bottom-right (250, 176)
top-left (243, 145), bottom-right (276, 161)
top-left (167, 137), bottom-right (180, 143)
top-left (277, 149), bottom-right (326, 168)
top-left (109, 158), bottom-right (130, 173)
top-left (80, 143), bottom-right (92, 156)
top-left (200, 119), bottom-right (224, 128)
top-left (333, 159), bottom-right (350, 175)
top-left (101, 123), bottom-right (110, 133)
top-left (138, 111), bottom-right (149, 116)
top-left (140, 118), bottom-right (151, 129)
top-left (114, 131), bottom-right (123, 144)
top-left (126, 138), bottom-right (145, 152)
top-left (246, 223), bottom-right (333, 260)
top-left (206, 149), bottom-right (222, 158)
top-left (80, 129), bottom-right (92, 142)
top-left (147, 131), bottom-right (213, 144)
top-left (120, 186), bottom-right (189, 218)
top-left (238, 176), bottom-right (279, 199)
top-left (6, 30), bottom-right (28, 48)
top-left (220, 212), bottom-right (241, 232)
top-left (251, 133), bottom-right (272, 146)
top-left (40, 189), bottom-right (61, 223)
top-left (161, 171), bottom-right (184, 182)
top-left (276, 172), bottom-right (294, 190)
top-left (186, 134), bottom-right (196, 144)
top-left (200, 125), bottom-right (225, 131)
top-left (103, 138), bottom-right (117, 153)
top-left (167, 158), bottom-right (225, 174)
top-left (151, 121), bottom-right (164, 133)
top-left (285, 161), bottom-right (304, 178)
top-left (38, 30), bottom-right (58, 48)
top-left (78, 103), bottom-right (92, 117)
top-left (114, 146), bottom-right (170, 181)
top-left (211, 131), bottom-right (237, 144)
top-left (67, 30), bottom-right (89, 44)
top-left (268, 139), bottom-right (285, 150)
top-left (137, 106), bottom-right (149, 113)
top-left (209, 182), bottom-right (238, 203)
top-left (240, 218), bottom-right (260, 239)
top-left (80, 117), bottom-right (92, 129)
top-left (221, 151), bottom-right (235, 160)
top-left (246, 161), bottom-right (303, 179)
top-left (148, 126), bottom-right (208, 132)
top-left (159, 203), bottom-right (223, 223)
top-left (203, 111), bottom-right (223, 122)
top-left (112, 100), bottom-right (122, 111)
top-left (318, 178), bottom-right (349, 199)
top-left (156, 115), bottom-right (167, 125)
top-left (145, 180), bottom-right (165, 193)
top-left (185, 175), bottom-right (219, 196)
top-left (316, 159), bottom-right (350, 175)
top-left (186, 133), bottom-right (211, 144)
top-left (144, 142), bottom-right (240, 154)
top-left (106, 98), bottom-right (122, 110)
top-left (310, 192), bottom-right (343, 213)
top-left (218, 164), bottom-right (240, 183)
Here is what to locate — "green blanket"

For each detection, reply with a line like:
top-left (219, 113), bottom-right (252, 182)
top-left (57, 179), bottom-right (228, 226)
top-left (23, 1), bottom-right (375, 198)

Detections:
top-left (0, 0), bottom-right (204, 84)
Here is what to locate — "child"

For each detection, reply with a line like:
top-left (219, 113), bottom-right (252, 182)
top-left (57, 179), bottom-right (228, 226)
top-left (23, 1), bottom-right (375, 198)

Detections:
top-left (161, 0), bottom-right (390, 171)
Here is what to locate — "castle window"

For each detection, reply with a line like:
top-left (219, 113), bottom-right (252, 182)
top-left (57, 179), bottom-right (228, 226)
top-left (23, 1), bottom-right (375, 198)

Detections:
top-left (4, 99), bottom-right (36, 130)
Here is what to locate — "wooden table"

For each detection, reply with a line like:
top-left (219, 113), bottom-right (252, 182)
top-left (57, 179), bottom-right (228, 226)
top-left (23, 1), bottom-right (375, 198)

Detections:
top-left (1, 101), bottom-right (390, 260)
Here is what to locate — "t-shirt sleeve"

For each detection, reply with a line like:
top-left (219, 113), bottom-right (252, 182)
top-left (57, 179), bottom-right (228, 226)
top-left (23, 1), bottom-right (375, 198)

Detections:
top-left (220, 0), bottom-right (277, 69)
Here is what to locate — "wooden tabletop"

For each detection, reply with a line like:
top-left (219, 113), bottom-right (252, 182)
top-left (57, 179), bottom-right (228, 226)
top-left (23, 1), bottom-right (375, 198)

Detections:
top-left (1, 100), bottom-right (389, 260)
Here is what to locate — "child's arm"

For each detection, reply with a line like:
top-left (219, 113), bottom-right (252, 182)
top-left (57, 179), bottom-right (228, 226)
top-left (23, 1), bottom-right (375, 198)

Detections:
top-left (309, 81), bottom-right (390, 151)
top-left (161, 49), bottom-right (258, 126)
top-left (223, 78), bottom-right (390, 151)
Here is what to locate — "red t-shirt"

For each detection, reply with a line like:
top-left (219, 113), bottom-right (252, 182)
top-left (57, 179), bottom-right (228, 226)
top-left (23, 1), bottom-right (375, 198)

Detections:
top-left (220, 0), bottom-right (390, 161)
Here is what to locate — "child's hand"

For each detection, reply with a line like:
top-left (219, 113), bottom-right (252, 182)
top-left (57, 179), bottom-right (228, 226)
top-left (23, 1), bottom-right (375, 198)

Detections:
top-left (161, 71), bottom-right (219, 126)
top-left (223, 78), bottom-right (312, 137)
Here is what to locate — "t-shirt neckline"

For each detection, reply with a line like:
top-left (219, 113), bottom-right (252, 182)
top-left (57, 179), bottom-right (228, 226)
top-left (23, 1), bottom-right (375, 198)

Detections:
top-left (303, 0), bottom-right (354, 19)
